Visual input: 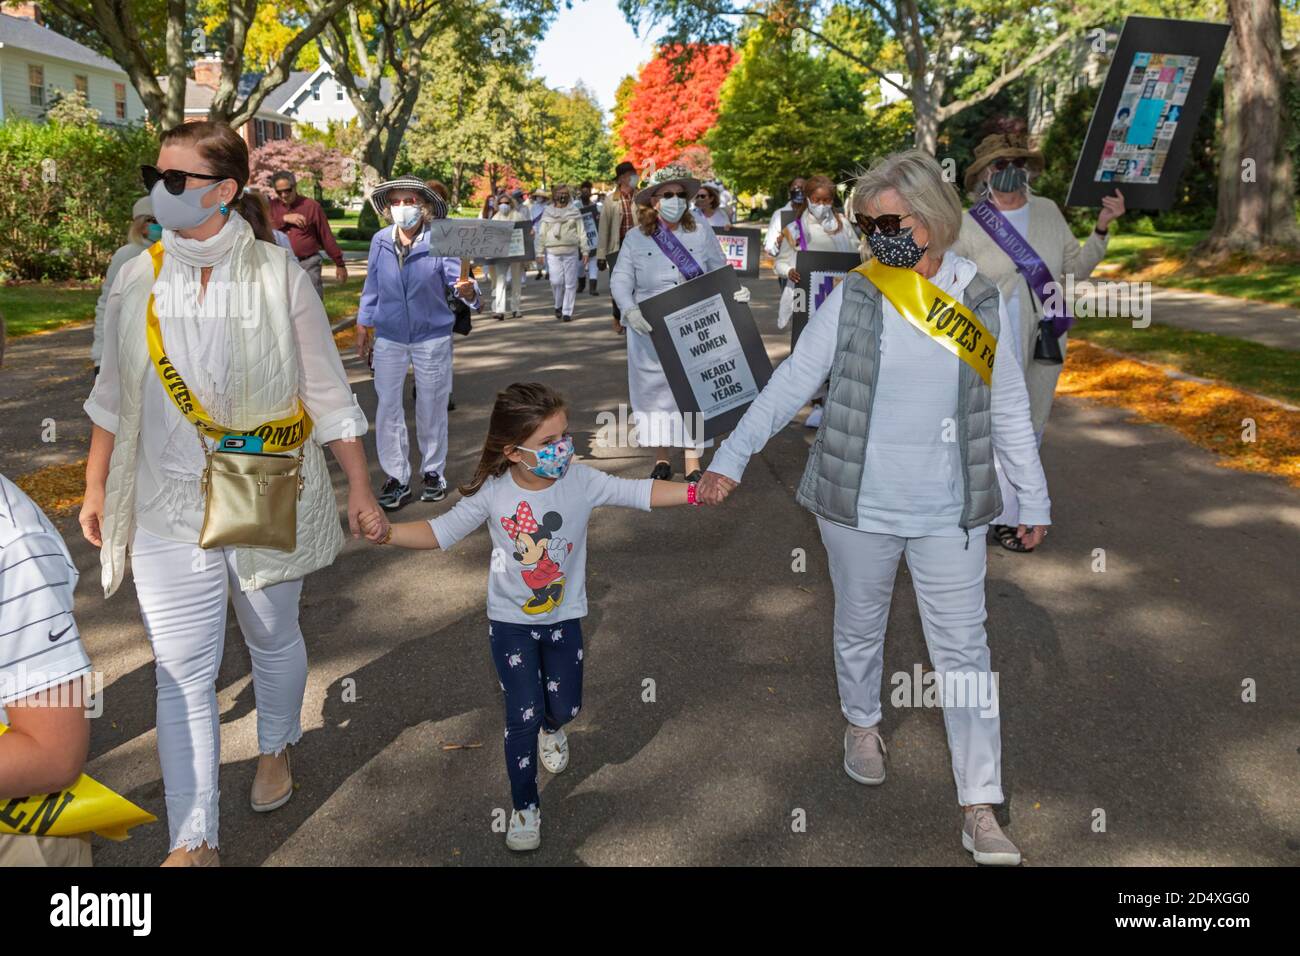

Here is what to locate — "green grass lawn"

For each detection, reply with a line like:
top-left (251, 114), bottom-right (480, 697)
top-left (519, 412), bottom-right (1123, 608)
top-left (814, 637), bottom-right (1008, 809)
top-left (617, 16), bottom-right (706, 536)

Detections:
top-left (1071, 315), bottom-right (1300, 405)
top-left (1096, 229), bottom-right (1300, 308)
top-left (0, 283), bottom-right (98, 337)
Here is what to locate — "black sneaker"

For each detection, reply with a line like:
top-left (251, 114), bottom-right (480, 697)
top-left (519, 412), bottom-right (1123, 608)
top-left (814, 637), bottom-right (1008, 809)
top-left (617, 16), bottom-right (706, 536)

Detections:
top-left (378, 478), bottom-right (411, 511)
top-left (511, 311), bottom-right (520, 318)
top-left (590, 285), bottom-right (600, 296)
top-left (493, 312), bottom-right (504, 321)
top-left (555, 308), bottom-right (563, 320)
top-left (562, 314), bottom-right (572, 322)
top-left (684, 469), bottom-right (703, 483)
top-left (421, 472), bottom-right (448, 502)
top-left (577, 277), bottom-right (587, 293)
top-left (447, 393), bottom-right (456, 412)
top-left (649, 462), bottom-right (672, 480)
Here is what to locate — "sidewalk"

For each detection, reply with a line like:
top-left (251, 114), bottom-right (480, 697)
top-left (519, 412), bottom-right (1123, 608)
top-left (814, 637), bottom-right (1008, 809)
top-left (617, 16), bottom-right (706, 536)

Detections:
top-left (1147, 286), bottom-right (1300, 351)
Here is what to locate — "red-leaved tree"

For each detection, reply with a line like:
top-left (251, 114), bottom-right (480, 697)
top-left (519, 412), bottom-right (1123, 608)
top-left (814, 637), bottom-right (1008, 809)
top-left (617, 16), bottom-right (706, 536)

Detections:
top-left (249, 139), bottom-right (351, 197)
top-left (618, 44), bottom-right (737, 172)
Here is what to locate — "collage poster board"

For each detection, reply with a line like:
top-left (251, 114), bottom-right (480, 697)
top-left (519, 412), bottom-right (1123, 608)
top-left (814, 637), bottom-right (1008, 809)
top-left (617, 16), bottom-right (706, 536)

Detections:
top-left (1067, 16), bottom-right (1229, 210)
top-left (484, 220), bottom-right (535, 264)
top-left (638, 266), bottom-right (774, 441)
top-left (580, 204), bottom-right (600, 255)
top-left (715, 226), bottom-right (762, 277)
top-left (792, 251), bottom-right (862, 347)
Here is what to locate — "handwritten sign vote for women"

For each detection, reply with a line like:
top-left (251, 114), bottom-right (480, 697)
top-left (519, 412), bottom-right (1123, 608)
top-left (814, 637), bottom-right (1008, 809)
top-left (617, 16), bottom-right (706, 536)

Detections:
top-left (425, 218), bottom-right (515, 259)
top-left (638, 266), bottom-right (774, 440)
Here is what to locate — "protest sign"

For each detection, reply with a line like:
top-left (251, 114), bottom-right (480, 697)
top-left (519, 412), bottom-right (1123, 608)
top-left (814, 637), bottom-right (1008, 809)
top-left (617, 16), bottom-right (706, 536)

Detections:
top-left (715, 226), bottom-right (761, 276)
top-left (792, 250), bottom-right (862, 346)
top-left (425, 218), bottom-right (514, 259)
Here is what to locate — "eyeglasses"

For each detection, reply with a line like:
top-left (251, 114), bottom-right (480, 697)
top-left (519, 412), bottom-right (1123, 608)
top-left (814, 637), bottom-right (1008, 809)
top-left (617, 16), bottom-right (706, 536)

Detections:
top-left (658, 189), bottom-right (688, 199)
top-left (853, 212), bottom-right (916, 237)
top-left (141, 164), bottom-right (228, 196)
top-left (992, 157), bottom-right (1028, 171)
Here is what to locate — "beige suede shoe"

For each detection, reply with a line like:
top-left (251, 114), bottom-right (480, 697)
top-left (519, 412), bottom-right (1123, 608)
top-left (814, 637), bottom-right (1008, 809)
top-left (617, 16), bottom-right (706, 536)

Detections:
top-left (843, 723), bottom-right (887, 785)
top-left (251, 748), bottom-right (293, 812)
top-left (161, 844), bottom-right (220, 866)
top-left (962, 805), bottom-right (1022, 866)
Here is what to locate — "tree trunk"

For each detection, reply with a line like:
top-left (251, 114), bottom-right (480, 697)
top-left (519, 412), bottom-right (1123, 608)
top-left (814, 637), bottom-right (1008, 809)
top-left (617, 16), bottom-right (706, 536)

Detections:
top-left (452, 163), bottom-right (465, 208)
top-left (1204, 0), bottom-right (1300, 253)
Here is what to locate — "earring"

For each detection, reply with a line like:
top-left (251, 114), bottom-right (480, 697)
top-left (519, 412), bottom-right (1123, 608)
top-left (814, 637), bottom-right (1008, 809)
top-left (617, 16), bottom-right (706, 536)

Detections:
top-left (219, 202), bottom-right (229, 215)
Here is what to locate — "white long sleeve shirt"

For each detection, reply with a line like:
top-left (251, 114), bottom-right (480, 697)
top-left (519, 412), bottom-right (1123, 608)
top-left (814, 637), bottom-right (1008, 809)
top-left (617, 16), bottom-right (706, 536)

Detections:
top-left (709, 251), bottom-right (1051, 536)
top-left (85, 257), bottom-right (367, 544)
top-left (764, 203), bottom-right (793, 256)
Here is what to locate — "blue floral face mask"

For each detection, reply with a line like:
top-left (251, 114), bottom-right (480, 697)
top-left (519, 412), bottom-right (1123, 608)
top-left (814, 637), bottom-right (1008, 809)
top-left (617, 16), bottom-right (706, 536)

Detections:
top-left (517, 434), bottom-right (575, 480)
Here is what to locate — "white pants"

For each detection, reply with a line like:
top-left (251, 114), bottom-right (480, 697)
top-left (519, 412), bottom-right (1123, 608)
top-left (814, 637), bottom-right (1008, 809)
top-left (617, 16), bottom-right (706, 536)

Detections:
top-left (817, 518), bottom-right (1003, 805)
top-left (490, 262), bottom-right (523, 315)
top-left (546, 251), bottom-right (579, 315)
top-left (130, 527), bottom-right (307, 851)
top-left (372, 335), bottom-right (452, 484)
top-left (585, 256), bottom-right (598, 283)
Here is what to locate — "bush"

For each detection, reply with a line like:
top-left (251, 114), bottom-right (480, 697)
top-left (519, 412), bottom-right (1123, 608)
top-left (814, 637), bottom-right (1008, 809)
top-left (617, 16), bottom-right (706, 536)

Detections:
top-left (338, 226), bottom-right (377, 241)
top-left (0, 118), bottom-right (158, 280)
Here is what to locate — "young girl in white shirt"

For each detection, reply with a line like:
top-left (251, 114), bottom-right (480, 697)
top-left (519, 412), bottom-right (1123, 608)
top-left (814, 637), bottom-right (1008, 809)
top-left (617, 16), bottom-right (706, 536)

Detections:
top-left (360, 382), bottom-right (697, 851)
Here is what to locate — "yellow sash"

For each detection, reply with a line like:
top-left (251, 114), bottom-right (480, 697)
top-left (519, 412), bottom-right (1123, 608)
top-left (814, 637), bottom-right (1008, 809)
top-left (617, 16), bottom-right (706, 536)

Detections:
top-left (857, 259), bottom-right (996, 386)
top-left (0, 725), bottom-right (156, 841)
top-left (145, 242), bottom-right (312, 452)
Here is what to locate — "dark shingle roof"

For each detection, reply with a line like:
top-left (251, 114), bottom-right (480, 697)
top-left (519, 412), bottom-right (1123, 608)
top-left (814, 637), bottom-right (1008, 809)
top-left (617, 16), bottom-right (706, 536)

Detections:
top-left (0, 12), bottom-right (125, 72)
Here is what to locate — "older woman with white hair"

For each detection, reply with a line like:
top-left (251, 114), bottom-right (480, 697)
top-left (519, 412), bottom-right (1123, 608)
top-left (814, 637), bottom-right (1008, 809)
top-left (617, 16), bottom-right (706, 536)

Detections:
top-left (699, 149), bottom-right (1051, 866)
top-left (356, 176), bottom-right (481, 510)
top-left (951, 126), bottom-right (1124, 553)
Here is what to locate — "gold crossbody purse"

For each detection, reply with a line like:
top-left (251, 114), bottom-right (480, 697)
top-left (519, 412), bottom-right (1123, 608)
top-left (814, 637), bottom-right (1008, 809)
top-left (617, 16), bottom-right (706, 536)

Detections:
top-left (145, 241), bottom-right (313, 552)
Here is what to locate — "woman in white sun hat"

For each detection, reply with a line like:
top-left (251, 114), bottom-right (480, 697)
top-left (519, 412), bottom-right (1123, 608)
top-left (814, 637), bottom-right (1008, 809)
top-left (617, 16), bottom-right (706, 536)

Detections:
top-left (610, 162), bottom-right (752, 482)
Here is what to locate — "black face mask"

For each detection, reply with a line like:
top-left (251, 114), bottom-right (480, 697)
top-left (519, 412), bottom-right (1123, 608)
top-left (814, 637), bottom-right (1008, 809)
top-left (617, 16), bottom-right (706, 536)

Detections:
top-left (990, 166), bottom-right (1028, 193)
top-left (867, 227), bottom-right (928, 269)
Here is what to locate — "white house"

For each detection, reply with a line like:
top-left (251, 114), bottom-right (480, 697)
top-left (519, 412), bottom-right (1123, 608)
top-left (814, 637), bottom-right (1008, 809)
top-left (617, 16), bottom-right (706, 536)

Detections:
top-left (0, 4), bottom-right (146, 124)
top-left (269, 65), bottom-right (391, 131)
top-left (158, 57), bottom-right (296, 151)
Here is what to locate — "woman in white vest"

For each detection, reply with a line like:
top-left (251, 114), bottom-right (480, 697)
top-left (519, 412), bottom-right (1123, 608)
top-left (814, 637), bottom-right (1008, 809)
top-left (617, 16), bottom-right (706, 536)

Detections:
top-left (951, 126), bottom-right (1124, 553)
top-left (489, 192), bottom-right (526, 320)
top-left (611, 163), bottom-right (751, 482)
top-left (80, 121), bottom-right (383, 866)
top-left (536, 184), bottom-right (589, 322)
top-left (700, 150), bottom-right (1050, 866)
top-left (774, 174), bottom-right (860, 332)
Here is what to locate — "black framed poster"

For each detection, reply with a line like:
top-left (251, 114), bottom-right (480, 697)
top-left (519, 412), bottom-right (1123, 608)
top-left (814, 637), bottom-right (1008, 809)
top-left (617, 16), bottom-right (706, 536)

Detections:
top-left (715, 226), bottom-right (762, 277)
top-left (1066, 16), bottom-right (1229, 210)
top-left (484, 220), bottom-right (535, 263)
top-left (792, 251), bottom-right (862, 347)
top-left (579, 204), bottom-right (600, 254)
top-left (637, 266), bottom-right (775, 441)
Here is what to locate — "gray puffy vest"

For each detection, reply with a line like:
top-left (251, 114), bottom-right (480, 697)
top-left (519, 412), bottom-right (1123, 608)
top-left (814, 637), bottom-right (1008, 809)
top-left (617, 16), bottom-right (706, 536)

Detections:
top-left (794, 267), bottom-right (1003, 530)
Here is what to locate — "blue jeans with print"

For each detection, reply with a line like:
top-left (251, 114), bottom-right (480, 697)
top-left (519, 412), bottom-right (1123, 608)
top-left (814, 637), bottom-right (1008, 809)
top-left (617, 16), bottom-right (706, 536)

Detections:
top-left (488, 618), bottom-right (584, 810)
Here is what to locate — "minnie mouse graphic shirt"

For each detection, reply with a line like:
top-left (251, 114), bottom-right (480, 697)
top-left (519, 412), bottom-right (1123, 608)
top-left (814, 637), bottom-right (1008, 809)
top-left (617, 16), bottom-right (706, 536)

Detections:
top-left (428, 462), bottom-right (653, 624)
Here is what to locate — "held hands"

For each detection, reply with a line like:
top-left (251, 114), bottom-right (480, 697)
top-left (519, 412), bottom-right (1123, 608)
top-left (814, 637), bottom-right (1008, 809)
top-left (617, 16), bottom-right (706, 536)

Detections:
top-left (696, 470), bottom-right (739, 506)
top-left (732, 285), bottom-right (752, 304)
top-left (1097, 189), bottom-right (1126, 231)
top-left (623, 307), bottom-right (652, 336)
top-left (347, 485), bottom-right (388, 541)
top-left (358, 509), bottom-right (390, 543)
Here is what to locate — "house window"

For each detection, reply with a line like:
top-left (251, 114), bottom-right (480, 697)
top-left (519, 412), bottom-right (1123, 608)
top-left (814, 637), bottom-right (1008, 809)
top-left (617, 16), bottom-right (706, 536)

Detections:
top-left (114, 82), bottom-right (126, 119)
top-left (336, 87), bottom-right (343, 101)
top-left (28, 64), bottom-right (44, 107)
top-left (254, 119), bottom-right (266, 146)
top-left (75, 75), bottom-right (88, 96)
top-left (313, 86), bottom-right (320, 101)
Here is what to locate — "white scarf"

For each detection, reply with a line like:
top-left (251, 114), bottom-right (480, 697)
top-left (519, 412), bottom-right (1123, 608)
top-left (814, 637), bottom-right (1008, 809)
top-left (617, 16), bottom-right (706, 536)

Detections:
top-left (540, 202), bottom-right (581, 223)
top-left (142, 211), bottom-right (260, 519)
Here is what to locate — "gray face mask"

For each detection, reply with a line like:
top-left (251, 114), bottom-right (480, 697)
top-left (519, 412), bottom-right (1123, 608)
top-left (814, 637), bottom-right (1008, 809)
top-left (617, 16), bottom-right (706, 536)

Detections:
top-left (150, 179), bottom-right (225, 231)
top-left (989, 165), bottom-right (1029, 194)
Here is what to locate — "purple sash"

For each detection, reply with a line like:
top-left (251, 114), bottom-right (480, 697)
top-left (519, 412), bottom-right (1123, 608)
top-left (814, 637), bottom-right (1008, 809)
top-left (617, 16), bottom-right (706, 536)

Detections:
top-left (650, 223), bottom-right (704, 280)
top-left (969, 200), bottom-right (1072, 336)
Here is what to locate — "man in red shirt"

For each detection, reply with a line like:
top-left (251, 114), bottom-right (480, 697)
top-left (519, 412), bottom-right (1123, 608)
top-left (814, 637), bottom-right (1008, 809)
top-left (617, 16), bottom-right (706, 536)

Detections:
top-left (268, 171), bottom-right (348, 297)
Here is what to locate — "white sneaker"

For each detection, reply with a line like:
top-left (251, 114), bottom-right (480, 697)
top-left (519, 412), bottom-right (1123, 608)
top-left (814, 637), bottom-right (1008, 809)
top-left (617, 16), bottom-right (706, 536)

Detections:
top-left (539, 727), bottom-right (569, 773)
top-left (506, 807), bottom-right (541, 852)
top-left (805, 404), bottom-right (824, 428)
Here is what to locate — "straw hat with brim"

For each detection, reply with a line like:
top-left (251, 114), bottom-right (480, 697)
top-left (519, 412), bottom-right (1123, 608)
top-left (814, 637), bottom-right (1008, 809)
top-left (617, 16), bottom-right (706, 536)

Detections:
top-left (636, 163), bottom-right (701, 206)
top-left (963, 133), bottom-right (1045, 190)
top-left (370, 176), bottom-right (447, 219)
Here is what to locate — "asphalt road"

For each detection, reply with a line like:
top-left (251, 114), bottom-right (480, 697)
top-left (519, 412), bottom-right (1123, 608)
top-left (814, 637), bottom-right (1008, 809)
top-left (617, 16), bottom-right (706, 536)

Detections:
top-left (3, 271), bottom-right (1297, 866)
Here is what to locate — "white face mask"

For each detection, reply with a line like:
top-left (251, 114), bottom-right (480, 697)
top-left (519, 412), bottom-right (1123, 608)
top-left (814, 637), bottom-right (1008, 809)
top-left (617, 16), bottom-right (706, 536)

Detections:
top-left (809, 202), bottom-right (835, 223)
top-left (658, 196), bottom-right (687, 223)
top-left (392, 204), bottom-right (422, 229)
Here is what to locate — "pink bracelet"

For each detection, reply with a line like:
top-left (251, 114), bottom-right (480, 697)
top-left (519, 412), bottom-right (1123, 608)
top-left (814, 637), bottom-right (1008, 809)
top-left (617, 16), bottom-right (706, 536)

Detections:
top-left (687, 481), bottom-right (699, 506)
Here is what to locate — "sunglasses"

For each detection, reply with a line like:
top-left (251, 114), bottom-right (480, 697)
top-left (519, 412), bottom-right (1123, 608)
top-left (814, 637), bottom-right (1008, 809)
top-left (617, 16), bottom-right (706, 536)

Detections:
top-left (853, 212), bottom-right (915, 237)
top-left (274, 186), bottom-right (295, 196)
top-left (141, 164), bottom-right (228, 196)
top-left (992, 157), bottom-right (1029, 171)
top-left (658, 189), bottom-right (688, 200)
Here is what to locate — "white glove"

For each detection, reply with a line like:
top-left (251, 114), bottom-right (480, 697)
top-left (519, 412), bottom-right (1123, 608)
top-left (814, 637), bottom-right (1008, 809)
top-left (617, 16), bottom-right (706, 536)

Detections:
top-left (732, 285), bottom-right (752, 304)
top-left (623, 307), bottom-right (652, 335)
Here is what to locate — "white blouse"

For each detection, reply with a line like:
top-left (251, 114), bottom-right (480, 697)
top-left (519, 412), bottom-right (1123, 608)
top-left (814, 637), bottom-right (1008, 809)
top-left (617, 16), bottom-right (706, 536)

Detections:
top-left (709, 250), bottom-right (1051, 537)
top-left (610, 218), bottom-right (728, 314)
top-left (85, 257), bottom-right (366, 544)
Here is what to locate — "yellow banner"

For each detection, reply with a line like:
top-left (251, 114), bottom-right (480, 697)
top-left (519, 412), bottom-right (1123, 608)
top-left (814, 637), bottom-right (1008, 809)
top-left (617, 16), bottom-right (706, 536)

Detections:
top-left (0, 724), bottom-right (156, 841)
top-left (145, 242), bottom-right (313, 452)
top-left (857, 259), bottom-right (996, 386)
